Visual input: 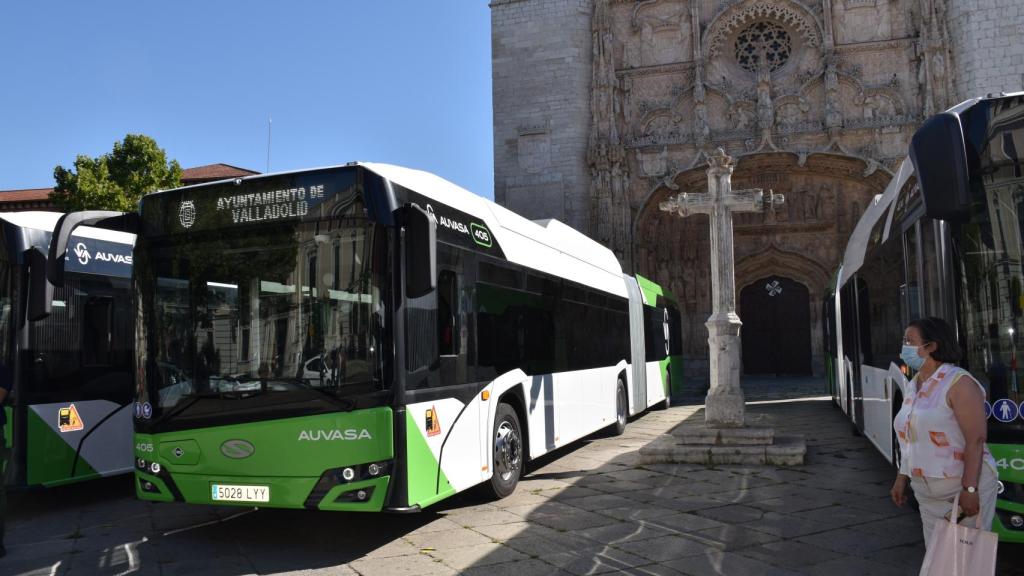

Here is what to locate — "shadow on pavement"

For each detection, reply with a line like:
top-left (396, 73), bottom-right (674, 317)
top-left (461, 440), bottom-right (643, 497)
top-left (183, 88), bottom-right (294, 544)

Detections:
top-left (437, 398), bottom-right (1022, 576)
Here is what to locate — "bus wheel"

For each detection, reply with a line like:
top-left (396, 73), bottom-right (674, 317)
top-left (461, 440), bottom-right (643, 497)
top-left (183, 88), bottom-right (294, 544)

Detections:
top-left (484, 403), bottom-right (523, 500)
top-left (656, 373), bottom-right (672, 410)
top-left (610, 378), bottom-right (628, 436)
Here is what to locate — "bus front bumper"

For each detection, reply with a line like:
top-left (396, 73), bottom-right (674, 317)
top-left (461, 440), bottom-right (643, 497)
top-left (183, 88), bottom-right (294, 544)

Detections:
top-left (134, 464), bottom-right (392, 512)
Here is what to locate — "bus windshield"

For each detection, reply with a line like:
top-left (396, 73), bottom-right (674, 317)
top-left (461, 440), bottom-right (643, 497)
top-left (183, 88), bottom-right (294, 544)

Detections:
top-left (953, 95), bottom-right (1024, 444)
top-left (135, 205), bottom-right (388, 432)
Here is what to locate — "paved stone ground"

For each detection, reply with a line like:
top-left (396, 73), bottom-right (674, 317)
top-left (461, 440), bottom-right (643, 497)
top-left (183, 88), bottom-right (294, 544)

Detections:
top-left (676, 376), bottom-right (830, 404)
top-left (6, 382), bottom-right (1022, 575)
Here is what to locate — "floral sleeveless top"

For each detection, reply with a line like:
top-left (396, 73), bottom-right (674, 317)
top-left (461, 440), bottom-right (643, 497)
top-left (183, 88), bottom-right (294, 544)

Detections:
top-left (893, 364), bottom-right (997, 478)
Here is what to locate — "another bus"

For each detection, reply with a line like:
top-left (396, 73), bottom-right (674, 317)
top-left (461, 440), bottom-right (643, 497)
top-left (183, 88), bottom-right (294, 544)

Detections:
top-left (2, 211), bottom-right (135, 487)
top-left (830, 93), bottom-right (1024, 541)
top-left (49, 163), bottom-right (675, 511)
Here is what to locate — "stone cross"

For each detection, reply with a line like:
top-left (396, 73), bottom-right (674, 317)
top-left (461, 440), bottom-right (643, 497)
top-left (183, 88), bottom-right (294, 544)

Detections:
top-left (659, 148), bottom-right (784, 428)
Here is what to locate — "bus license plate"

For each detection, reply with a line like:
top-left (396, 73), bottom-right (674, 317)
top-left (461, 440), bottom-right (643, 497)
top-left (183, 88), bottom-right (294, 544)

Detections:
top-left (211, 484), bottom-right (269, 503)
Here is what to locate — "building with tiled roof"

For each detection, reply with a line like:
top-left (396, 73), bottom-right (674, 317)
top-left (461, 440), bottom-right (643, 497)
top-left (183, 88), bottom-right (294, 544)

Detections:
top-left (0, 163), bottom-right (259, 212)
top-left (0, 188), bottom-right (57, 211)
top-left (180, 163), bottom-right (260, 186)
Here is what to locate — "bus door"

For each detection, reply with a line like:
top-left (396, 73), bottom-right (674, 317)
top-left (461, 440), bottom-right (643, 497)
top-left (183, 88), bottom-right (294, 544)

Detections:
top-left (404, 244), bottom-right (485, 505)
top-left (23, 275), bottom-right (133, 486)
top-left (839, 281), bottom-right (858, 418)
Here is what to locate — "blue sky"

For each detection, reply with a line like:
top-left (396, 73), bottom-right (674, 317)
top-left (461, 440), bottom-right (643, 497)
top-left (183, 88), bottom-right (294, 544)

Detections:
top-left (0, 1), bottom-right (495, 198)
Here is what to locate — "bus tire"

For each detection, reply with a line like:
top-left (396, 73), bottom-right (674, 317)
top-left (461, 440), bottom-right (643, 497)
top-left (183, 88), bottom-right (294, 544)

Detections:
top-left (483, 403), bottom-right (523, 500)
top-left (847, 380), bottom-right (861, 437)
top-left (610, 378), bottom-right (628, 436)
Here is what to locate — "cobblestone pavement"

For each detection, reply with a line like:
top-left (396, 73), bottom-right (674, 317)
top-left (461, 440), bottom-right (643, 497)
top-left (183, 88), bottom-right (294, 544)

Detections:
top-left (6, 388), bottom-right (1022, 575)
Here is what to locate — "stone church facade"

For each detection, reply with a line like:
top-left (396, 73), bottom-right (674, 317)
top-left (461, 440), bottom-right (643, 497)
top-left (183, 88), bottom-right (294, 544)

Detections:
top-left (491, 0), bottom-right (1024, 385)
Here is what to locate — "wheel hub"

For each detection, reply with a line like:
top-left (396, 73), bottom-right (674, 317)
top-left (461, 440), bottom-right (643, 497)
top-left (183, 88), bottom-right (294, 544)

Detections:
top-left (494, 421), bottom-right (521, 481)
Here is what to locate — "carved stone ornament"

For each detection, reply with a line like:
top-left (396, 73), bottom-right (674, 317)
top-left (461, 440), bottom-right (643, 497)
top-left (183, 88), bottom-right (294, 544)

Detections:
top-left (706, 0), bottom-right (821, 59)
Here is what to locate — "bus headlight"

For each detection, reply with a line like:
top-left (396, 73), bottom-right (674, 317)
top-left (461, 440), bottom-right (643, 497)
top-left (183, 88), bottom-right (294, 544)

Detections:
top-left (367, 463), bottom-right (381, 476)
top-left (137, 458), bottom-right (147, 470)
top-left (1012, 515), bottom-right (1024, 529)
top-left (150, 462), bottom-right (161, 474)
top-left (341, 467), bottom-right (355, 481)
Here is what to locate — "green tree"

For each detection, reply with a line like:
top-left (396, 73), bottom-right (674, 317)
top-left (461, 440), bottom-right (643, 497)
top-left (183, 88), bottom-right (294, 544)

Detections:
top-left (52, 134), bottom-right (182, 211)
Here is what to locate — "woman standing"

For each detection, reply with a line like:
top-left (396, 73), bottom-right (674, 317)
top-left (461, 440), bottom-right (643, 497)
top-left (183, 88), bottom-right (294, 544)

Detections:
top-left (890, 317), bottom-right (999, 546)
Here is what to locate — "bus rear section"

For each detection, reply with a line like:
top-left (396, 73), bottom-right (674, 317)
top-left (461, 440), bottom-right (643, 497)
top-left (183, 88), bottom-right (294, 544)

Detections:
top-left (1, 212), bottom-right (135, 488)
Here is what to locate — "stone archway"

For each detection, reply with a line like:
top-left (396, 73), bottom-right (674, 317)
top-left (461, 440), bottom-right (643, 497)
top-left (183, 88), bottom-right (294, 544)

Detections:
top-left (632, 152), bottom-right (890, 388)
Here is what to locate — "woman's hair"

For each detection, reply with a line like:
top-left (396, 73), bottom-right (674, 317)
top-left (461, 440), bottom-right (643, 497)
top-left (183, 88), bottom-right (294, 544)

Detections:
top-left (908, 317), bottom-right (962, 363)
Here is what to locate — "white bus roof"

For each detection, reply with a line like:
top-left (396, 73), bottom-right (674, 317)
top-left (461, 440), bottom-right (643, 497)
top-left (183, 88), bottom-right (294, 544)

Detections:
top-left (0, 211), bottom-right (136, 245)
top-left (360, 162), bottom-right (627, 297)
top-left (837, 158), bottom-right (915, 289)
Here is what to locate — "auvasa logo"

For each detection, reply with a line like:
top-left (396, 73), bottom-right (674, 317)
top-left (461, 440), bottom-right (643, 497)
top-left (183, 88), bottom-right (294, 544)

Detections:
top-left (298, 429), bottom-right (373, 441)
top-left (74, 242), bottom-right (90, 265)
top-left (73, 241), bottom-right (132, 266)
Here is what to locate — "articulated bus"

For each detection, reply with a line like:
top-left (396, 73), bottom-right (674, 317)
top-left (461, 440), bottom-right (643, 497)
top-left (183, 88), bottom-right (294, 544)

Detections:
top-left (829, 93), bottom-right (1024, 541)
top-left (2, 212), bottom-right (135, 487)
top-left (49, 163), bottom-right (681, 511)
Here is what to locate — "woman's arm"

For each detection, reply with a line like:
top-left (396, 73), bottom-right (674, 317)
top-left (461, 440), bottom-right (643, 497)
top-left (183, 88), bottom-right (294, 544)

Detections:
top-left (949, 374), bottom-right (988, 515)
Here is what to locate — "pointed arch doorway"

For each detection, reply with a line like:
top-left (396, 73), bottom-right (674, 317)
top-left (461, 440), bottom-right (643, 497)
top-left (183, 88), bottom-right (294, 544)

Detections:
top-left (740, 276), bottom-right (812, 376)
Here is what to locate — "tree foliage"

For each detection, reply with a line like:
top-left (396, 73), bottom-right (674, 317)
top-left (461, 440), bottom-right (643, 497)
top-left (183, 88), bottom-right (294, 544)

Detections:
top-left (52, 134), bottom-right (182, 211)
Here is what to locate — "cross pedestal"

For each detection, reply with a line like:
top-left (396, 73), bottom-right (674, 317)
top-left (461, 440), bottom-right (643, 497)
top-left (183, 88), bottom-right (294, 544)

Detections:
top-left (638, 148), bottom-right (806, 466)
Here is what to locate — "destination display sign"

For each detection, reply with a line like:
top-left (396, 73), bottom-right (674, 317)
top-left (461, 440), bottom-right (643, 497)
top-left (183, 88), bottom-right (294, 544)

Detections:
top-left (214, 184), bottom-right (325, 224)
top-left (64, 236), bottom-right (133, 278)
top-left (142, 169), bottom-right (359, 236)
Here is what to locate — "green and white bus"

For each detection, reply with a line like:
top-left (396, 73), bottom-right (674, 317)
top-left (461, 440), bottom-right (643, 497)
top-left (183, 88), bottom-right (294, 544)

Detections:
top-left (50, 163), bottom-right (680, 511)
top-left (829, 93), bottom-right (1024, 541)
top-left (1, 211), bottom-right (135, 487)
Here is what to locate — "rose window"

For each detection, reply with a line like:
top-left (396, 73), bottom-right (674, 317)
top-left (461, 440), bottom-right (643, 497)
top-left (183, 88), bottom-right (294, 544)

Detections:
top-left (735, 21), bottom-right (792, 73)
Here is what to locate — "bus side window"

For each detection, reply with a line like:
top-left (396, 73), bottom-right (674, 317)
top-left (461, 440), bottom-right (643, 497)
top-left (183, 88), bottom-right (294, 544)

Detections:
top-left (438, 270), bottom-right (458, 356)
top-left (919, 219), bottom-right (944, 317)
top-left (903, 223), bottom-right (922, 321)
top-left (82, 296), bottom-right (113, 366)
top-left (643, 306), bottom-right (668, 362)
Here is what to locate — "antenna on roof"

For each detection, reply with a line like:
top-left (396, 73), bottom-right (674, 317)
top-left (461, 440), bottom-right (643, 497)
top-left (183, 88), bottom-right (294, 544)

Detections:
top-left (266, 115), bottom-right (272, 173)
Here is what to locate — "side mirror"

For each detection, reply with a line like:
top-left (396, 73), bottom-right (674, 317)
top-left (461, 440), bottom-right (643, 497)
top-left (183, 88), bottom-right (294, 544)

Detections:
top-left (404, 203), bottom-right (437, 298)
top-left (26, 247), bottom-right (53, 322)
top-left (909, 111), bottom-right (972, 221)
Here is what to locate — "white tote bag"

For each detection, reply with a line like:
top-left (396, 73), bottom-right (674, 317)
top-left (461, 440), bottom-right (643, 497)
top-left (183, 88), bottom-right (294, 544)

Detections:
top-left (919, 494), bottom-right (998, 576)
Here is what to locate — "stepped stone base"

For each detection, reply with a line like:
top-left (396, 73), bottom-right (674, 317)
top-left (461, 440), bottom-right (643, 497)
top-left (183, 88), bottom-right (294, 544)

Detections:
top-left (639, 424), bottom-right (806, 466)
